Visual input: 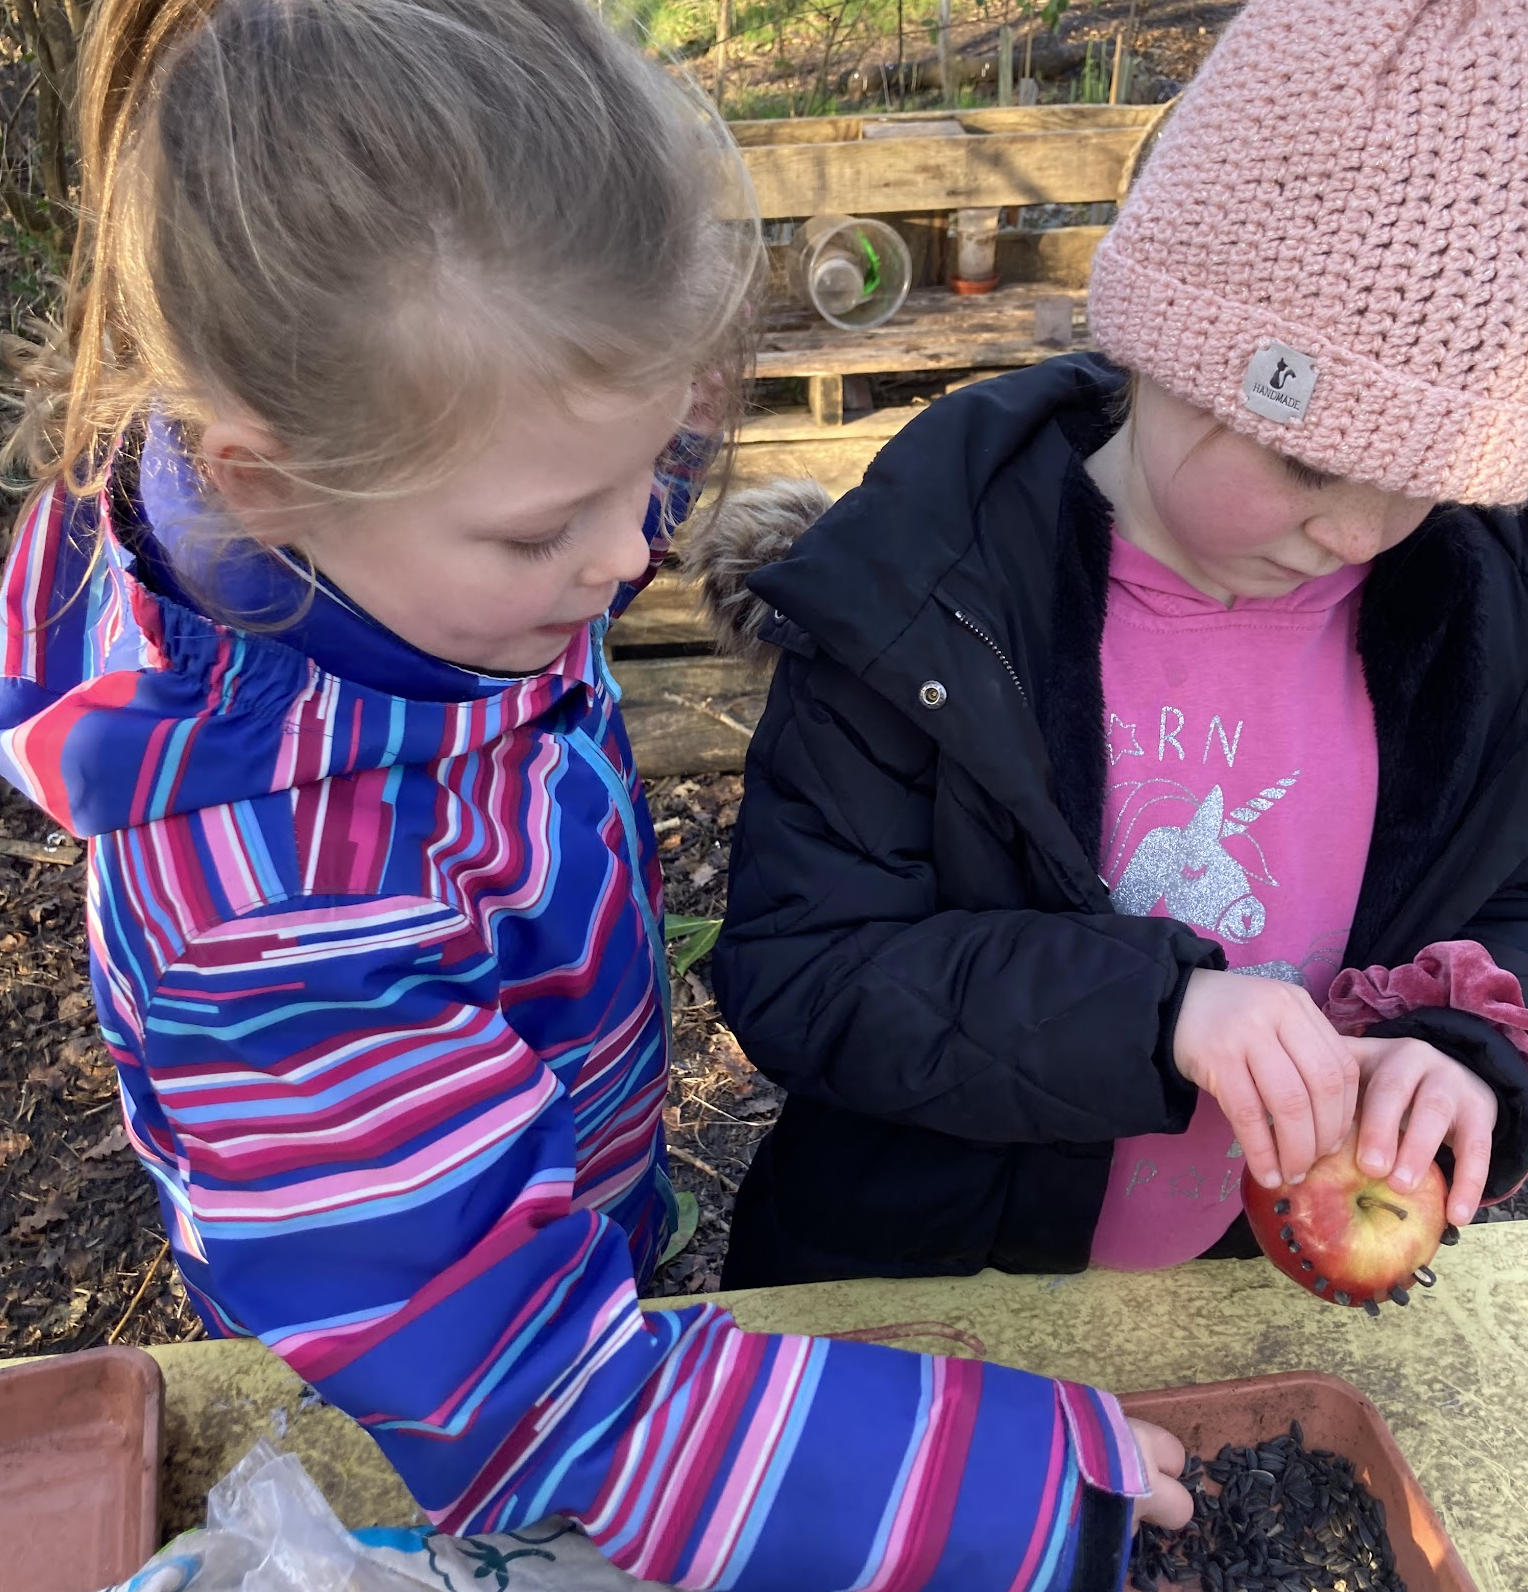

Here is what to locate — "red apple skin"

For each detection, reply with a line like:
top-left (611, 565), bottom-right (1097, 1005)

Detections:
top-left (1242, 1134), bottom-right (1447, 1307)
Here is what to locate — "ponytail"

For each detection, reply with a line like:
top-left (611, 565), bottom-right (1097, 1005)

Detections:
top-left (5, 0), bottom-right (216, 493)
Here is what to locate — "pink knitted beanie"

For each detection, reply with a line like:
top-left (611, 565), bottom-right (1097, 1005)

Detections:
top-left (1089, 0), bottom-right (1528, 505)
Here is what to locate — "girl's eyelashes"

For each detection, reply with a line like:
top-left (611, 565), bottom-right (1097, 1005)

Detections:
top-left (1281, 455), bottom-right (1334, 491)
top-left (504, 525), bottom-right (575, 562)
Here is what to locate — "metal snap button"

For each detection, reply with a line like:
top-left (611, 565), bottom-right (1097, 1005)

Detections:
top-left (918, 680), bottom-right (948, 709)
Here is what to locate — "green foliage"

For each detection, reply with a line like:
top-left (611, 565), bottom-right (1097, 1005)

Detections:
top-left (0, 212), bottom-right (66, 330)
top-left (1069, 36), bottom-right (1110, 103)
top-left (659, 1190), bottom-right (701, 1266)
top-left (664, 913), bottom-right (723, 977)
top-left (638, 0), bottom-right (718, 56)
top-left (638, 0), bottom-right (1109, 121)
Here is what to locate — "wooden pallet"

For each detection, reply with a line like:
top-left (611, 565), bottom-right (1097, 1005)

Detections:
top-left (614, 103), bottom-right (1172, 775)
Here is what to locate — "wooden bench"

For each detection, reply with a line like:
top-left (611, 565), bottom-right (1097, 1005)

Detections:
top-left (738, 103), bottom-right (1164, 429)
top-left (614, 102), bottom-right (1170, 776)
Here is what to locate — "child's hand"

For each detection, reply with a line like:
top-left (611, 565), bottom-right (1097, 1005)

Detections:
top-left (1347, 1036), bottom-right (1497, 1226)
top-left (1127, 1418), bottom-right (1193, 1531)
top-left (1174, 970), bottom-right (1359, 1190)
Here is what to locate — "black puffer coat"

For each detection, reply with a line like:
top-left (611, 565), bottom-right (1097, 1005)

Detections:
top-left (709, 355), bottom-right (1528, 1289)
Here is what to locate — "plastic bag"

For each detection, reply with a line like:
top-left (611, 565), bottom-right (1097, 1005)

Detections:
top-left (107, 1442), bottom-right (672, 1592)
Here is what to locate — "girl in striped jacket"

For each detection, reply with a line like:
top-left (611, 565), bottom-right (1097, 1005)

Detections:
top-left (0, 0), bottom-right (1189, 1583)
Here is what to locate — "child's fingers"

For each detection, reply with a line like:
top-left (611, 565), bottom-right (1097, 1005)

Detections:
top-left (1138, 1468), bottom-right (1195, 1532)
top-left (1245, 1044), bottom-right (1319, 1185)
top-left (1283, 1006), bottom-right (1358, 1161)
top-left (1393, 1083), bottom-right (1495, 1226)
top-left (1128, 1417), bottom-right (1186, 1479)
top-left (1442, 1115), bottom-right (1492, 1227)
top-left (1213, 1062), bottom-right (1285, 1190)
top-left (1127, 1419), bottom-right (1193, 1532)
top-left (1351, 1040), bottom-right (1414, 1180)
top-left (1384, 1083), bottom-right (1453, 1195)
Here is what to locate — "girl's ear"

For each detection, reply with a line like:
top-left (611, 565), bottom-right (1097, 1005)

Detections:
top-left (201, 413), bottom-right (294, 545)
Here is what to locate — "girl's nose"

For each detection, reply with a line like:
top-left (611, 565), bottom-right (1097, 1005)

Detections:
top-left (1305, 512), bottom-right (1385, 566)
top-left (1304, 481), bottom-right (1406, 565)
top-left (585, 499), bottom-right (655, 589)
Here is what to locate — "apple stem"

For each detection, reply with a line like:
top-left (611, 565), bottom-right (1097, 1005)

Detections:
top-left (1357, 1193), bottom-right (1410, 1221)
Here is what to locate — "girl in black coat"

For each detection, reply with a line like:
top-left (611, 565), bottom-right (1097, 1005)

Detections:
top-left (694, 0), bottom-right (1528, 1290)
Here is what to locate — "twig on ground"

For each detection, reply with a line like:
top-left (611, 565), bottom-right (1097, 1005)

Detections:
top-left (667, 1142), bottom-right (740, 1195)
top-left (106, 1236), bottom-right (169, 1344)
top-left (0, 835), bottom-right (81, 865)
top-left (660, 691), bottom-right (754, 739)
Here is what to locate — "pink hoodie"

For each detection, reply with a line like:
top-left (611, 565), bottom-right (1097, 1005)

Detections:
top-left (1090, 533), bottom-right (1378, 1269)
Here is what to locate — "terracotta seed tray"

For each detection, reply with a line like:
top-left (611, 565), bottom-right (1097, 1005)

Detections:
top-left (0, 1345), bottom-right (164, 1592)
top-left (1121, 1370), bottom-right (1476, 1592)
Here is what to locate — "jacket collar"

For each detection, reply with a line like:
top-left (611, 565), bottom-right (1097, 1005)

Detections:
top-left (749, 355), bottom-right (1127, 911)
top-left (747, 356), bottom-right (1528, 954)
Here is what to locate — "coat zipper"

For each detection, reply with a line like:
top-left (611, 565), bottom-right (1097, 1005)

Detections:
top-left (953, 605), bottom-right (1114, 902)
top-left (952, 608), bottom-right (1029, 708)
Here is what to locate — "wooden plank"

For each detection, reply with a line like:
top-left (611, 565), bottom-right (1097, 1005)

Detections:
top-left (740, 124), bottom-right (1149, 219)
top-left (890, 212), bottom-right (948, 290)
top-left (741, 404), bottom-right (919, 445)
top-left (726, 103), bottom-right (1160, 147)
top-left (730, 117), bottom-right (867, 148)
top-left (942, 370), bottom-right (1017, 394)
top-left (996, 223), bottom-right (1107, 286)
top-left (727, 432), bottom-right (888, 498)
top-left (808, 374), bottom-right (845, 426)
top-left (612, 656), bottom-right (771, 776)
top-left (863, 118), bottom-right (967, 141)
top-left (757, 280), bottom-right (1087, 377)
top-left (610, 569), bottom-right (703, 650)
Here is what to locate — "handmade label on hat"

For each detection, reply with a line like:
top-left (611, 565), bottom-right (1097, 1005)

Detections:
top-left (1242, 342), bottom-right (1318, 424)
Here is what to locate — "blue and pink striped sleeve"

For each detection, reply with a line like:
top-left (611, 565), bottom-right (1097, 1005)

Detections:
top-left (141, 896), bottom-right (1146, 1591)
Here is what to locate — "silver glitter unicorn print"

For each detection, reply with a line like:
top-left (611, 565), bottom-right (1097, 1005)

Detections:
top-left (1107, 774), bottom-right (1299, 943)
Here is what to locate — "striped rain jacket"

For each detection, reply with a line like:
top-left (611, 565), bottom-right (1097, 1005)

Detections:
top-left (0, 435), bottom-right (1148, 1591)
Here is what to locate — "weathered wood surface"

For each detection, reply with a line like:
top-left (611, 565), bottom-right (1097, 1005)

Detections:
top-left (726, 427), bottom-right (887, 496)
top-left (740, 124), bottom-right (1151, 219)
top-left (609, 656), bottom-right (771, 777)
top-left (610, 570), bottom-right (704, 652)
top-left (996, 222), bottom-right (1107, 287)
top-left (757, 281), bottom-right (1083, 377)
top-left (739, 403), bottom-right (920, 445)
top-left (807, 372), bottom-right (844, 427)
top-left (617, 105), bottom-right (1151, 772)
top-left (727, 103), bottom-right (1162, 147)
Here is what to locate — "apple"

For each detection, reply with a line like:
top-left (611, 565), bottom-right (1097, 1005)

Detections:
top-left (1241, 1133), bottom-right (1456, 1316)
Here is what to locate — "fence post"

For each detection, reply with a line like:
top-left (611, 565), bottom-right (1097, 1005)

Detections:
top-left (938, 0), bottom-right (953, 106)
top-left (715, 0), bottom-right (731, 111)
top-left (998, 23), bottom-right (1014, 107)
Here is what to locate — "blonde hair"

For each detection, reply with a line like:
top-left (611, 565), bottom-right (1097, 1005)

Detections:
top-left (8, 0), bottom-right (762, 512)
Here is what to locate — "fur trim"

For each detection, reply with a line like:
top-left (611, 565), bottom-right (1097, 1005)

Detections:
top-left (682, 478), bottom-right (832, 664)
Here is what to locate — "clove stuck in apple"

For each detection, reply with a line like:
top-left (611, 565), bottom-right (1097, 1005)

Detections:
top-left (1242, 1133), bottom-right (1457, 1316)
